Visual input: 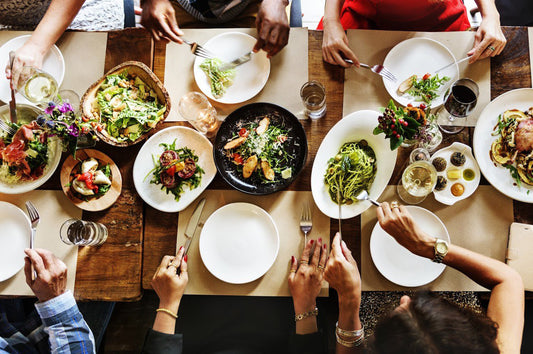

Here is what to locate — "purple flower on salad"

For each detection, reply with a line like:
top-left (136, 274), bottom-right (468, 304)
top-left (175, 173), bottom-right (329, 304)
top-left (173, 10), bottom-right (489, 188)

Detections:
top-left (59, 102), bottom-right (73, 113)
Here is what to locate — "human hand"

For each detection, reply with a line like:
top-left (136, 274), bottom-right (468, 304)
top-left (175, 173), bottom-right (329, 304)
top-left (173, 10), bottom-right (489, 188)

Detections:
top-left (24, 248), bottom-right (67, 302)
top-left (6, 42), bottom-right (45, 90)
top-left (324, 233), bottom-right (361, 309)
top-left (322, 20), bottom-right (358, 67)
top-left (288, 238), bottom-right (327, 314)
top-left (254, 0), bottom-right (290, 58)
top-left (151, 246), bottom-right (188, 313)
top-left (138, 0), bottom-right (184, 43)
top-left (467, 14), bottom-right (506, 63)
top-left (376, 202), bottom-right (435, 258)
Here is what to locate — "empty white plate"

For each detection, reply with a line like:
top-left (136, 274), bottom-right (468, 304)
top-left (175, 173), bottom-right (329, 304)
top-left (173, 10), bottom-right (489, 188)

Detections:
top-left (0, 202), bottom-right (30, 282)
top-left (199, 203), bottom-right (279, 284)
top-left (370, 206), bottom-right (449, 287)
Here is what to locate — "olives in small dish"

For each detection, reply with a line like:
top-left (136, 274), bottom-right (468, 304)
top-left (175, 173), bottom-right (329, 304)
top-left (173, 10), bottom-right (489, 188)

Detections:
top-left (450, 152), bottom-right (466, 167)
top-left (435, 176), bottom-right (447, 191)
top-left (432, 157), bottom-right (447, 172)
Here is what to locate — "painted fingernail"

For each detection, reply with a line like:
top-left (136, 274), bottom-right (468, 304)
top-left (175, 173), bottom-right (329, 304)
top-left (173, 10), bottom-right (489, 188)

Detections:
top-left (184, 255), bottom-right (188, 262)
top-left (179, 246), bottom-right (183, 251)
top-left (318, 237), bottom-right (322, 243)
top-left (291, 256), bottom-right (295, 262)
top-left (323, 244), bottom-right (327, 249)
top-left (310, 239), bottom-right (314, 244)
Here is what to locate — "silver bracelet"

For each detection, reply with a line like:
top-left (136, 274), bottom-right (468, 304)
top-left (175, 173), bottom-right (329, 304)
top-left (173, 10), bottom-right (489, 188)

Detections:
top-left (294, 307), bottom-right (318, 321)
top-left (336, 321), bottom-right (364, 338)
top-left (335, 332), bottom-right (365, 347)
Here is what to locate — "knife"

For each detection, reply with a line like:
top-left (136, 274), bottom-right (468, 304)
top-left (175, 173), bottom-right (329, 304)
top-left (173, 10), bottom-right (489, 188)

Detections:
top-left (182, 198), bottom-right (206, 256)
top-left (434, 56), bottom-right (470, 74)
top-left (8, 51), bottom-right (17, 123)
top-left (219, 51), bottom-right (253, 71)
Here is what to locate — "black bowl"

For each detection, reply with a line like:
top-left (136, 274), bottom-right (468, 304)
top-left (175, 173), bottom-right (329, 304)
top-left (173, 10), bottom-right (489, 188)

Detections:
top-left (213, 103), bottom-right (308, 195)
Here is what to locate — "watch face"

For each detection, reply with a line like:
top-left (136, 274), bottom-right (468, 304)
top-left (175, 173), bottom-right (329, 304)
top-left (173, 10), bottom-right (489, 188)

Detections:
top-left (436, 242), bottom-right (447, 253)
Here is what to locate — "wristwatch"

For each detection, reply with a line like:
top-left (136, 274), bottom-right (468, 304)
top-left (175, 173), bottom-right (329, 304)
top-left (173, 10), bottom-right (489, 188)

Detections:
top-left (432, 238), bottom-right (449, 263)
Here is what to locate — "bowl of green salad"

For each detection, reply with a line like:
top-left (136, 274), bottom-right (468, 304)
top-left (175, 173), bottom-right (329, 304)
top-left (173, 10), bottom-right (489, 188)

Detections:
top-left (81, 61), bottom-right (170, 147)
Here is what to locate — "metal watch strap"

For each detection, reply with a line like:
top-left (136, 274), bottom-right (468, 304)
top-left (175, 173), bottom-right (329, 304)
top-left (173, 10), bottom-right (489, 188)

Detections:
top-left (432, 239), bottom-right (448, 263)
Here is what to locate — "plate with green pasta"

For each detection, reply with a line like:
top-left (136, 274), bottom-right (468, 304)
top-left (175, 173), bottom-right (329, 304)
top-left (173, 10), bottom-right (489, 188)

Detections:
top-left (193, 32), bottom-right (270, 104)
top-left (311, 110), bottom-right (398, 219)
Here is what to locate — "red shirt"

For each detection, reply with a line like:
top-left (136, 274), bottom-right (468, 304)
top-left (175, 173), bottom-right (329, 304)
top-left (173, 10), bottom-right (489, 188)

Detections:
top-left (318, 0), bottom-right (471, 31)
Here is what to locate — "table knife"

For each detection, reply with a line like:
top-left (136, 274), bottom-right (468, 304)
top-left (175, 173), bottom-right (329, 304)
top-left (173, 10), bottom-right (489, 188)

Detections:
top-left (8, 51), bottom-right (17, 123)
top-left (434, 56), bottom-right (470, 74)
top-left (183, 198), bottom-right (206, 256)
top-left (219, 51), bottom-right (253, 71)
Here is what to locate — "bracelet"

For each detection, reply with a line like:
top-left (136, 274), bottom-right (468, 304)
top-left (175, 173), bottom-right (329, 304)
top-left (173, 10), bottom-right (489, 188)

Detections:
top-left (335, 332), bottom-right (364, 347)
top-left (294, 307), bottom-right (318, 321)
top-left (156, 308), bottom-right (178, 319)
top-left (335, 322), bottom-right (364, 347)
top-left (336, 322), bottom-right (364, 338)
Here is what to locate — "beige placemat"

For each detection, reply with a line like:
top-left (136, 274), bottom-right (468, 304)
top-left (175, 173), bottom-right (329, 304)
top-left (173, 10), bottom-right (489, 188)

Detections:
top-left (0, 31), bottom-right (107, 102)
top-left (529, 27), bottom-right (533, 88)
top-left (0, 190), bottom-right (81, 296)
top-left (361, 185), bottom-right (513, 291)
top-left (344, 30), bottom-right (490, 126)
top-left (164, 28), bottom-right (308, 122)
top-left (177, 189), bottom-right (329, 296)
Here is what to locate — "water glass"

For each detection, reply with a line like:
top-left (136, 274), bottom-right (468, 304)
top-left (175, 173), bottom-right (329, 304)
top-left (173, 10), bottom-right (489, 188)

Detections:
top-left (15, 66), bottom-right (58, 104)
top-left (178, 92), bottom-right (219, 137)
top-left (396, 160), bottom-right (437, 204)
top-left (60, 219), bottom-right (108, 246)
top-left (438, 78), bottom-right (479, 134)
top-left (300, 81), bottom-right (326, 119)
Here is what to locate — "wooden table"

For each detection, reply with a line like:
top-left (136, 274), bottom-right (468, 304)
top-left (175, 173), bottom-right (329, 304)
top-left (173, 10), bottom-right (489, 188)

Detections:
top-left (32, 27), bottom-right (531, 300)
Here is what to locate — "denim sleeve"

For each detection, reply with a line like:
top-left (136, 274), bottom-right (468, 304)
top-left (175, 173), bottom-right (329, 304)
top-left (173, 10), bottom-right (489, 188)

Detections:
top-left (34, 291), bottom-right (96, 354)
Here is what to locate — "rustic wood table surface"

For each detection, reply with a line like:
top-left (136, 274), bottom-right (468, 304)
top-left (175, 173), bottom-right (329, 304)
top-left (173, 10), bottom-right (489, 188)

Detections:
top-left (35, 27), bottom-right (532, 301)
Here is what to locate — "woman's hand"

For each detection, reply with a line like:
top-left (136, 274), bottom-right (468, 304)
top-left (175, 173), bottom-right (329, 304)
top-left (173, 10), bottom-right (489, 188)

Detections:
top-left (467, 14), bottom-right (506, 63)
top-left (322, 19), bottom-right (358, 67)
top-left (138, 0), bottom-right (184, 43)
top-left (376, 202), bottom-right (435, 259)
top-left (151, 246), bottom-right (189, 314)
top-left (6, 42), bottom-right (46, 90)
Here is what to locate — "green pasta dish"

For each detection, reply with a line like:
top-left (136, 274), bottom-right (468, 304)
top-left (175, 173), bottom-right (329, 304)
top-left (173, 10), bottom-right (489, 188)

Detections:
top-left (324, 140), bottom-right (377, 204)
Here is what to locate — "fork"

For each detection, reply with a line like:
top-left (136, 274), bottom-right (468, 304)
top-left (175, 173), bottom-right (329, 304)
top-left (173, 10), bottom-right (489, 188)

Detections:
top-left (299, 204), bottom-right (312, 248)
top-left (0, 120), bottom-right (16, 136)
top-left (355, 190), bottom-right (381, 206)
top-left (25, 201), bottom-right (40, 280)
top-left (345, 59), bottom-right (398, 82)
top-left (181, 38), bottom-right (215, 59)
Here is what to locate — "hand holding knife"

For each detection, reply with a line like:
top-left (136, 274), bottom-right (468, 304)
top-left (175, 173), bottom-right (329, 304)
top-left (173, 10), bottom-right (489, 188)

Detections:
top-left (180, 198), bottom-right (206, 264)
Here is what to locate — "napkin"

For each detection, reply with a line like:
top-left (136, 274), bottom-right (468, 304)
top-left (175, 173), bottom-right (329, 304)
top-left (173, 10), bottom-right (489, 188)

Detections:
top-left (0, 190), bottom-right (81, 296)
top-left (164, 28), bottom-right (308, 122)
top-left (176, 190), bottom-right (330, 297)
top-left (361, 185), bottom-right (513, 291)
top-left (344, 30), bottom-right (490, 126)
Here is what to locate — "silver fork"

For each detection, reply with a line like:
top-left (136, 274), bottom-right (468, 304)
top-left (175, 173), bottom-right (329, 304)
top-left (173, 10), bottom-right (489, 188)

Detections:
top-left (181, 38), bottom-right (215, 59)
top-left (0, 120), bottom-right (16, 136)
top-left (345, 59), bottom-right (397, 82)
top-left (299, 204), bottom-right (312, 247)
top-left (25, 201), bottom-right (40, 280)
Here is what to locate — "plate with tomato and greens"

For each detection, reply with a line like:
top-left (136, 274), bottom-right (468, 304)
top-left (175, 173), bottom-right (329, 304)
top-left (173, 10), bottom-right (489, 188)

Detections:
top-left (133, 126), bottom-right (216, 213)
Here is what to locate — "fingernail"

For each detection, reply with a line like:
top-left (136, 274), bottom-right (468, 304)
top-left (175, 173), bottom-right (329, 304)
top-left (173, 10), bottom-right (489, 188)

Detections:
top-left (184, 255), bottom-right (188, 262)
top-left (318, 237), bottom-right (322, 243)
top-left (291, 256), bottom-right (295, 262)
top-left (179, 246), bottom-right (183, 251)
top-left (310, 239), bottom-right (314, 244)
top-left (323, 244), bottom-right (327, 249)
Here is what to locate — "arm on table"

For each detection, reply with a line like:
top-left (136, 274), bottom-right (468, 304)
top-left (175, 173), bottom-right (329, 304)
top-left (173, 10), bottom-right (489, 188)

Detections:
top-left (254, 0), bottom-right (290, 58)
top-left (321, 0), bottom-right (358, 67)
top-left (468, 0), bottom-right (506, 62)
top-left (377, 202), bottom-right (524, 354)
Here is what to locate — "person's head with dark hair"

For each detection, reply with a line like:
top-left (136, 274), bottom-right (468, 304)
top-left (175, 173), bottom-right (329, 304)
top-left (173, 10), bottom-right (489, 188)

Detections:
top-left (369, 291), bottom-right (499, 354)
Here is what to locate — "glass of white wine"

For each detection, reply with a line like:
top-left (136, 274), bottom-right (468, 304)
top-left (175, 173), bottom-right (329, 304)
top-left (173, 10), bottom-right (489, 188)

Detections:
top-left (397, 160), bottom-right (437, 204)
top-left (15, 66), bottom-right (58, 105)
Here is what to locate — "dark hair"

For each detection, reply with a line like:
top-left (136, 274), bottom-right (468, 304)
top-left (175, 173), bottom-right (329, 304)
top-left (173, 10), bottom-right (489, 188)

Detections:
top-left (368, 291), bottom-right (499, 354)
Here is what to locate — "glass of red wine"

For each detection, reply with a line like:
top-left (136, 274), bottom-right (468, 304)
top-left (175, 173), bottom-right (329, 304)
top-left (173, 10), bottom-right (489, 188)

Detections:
top-left (438, 78), bottom-right (479, 134)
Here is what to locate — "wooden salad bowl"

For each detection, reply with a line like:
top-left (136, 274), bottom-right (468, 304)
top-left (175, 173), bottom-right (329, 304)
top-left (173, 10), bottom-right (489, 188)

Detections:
top-left (80, 61), bottom-right (171, 147)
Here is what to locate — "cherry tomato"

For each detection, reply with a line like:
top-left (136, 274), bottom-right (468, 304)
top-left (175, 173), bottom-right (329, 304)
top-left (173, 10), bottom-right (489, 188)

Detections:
top-left (239, 128), bottom-right (249, 137)
top-left (178, 158), bottom-right (197, 179)
top-left (233, 153), bottom-right (244, 165)
top-left (160, 150), bottom-right (178, 166)
top-left (422, 73), bottom-right (431, 80)
top-left (419, 103), bottom-right (427, 110)
top-left (165, 165), bottom-right (176, 176)
top-left (160, 173), bottom-right (178, 189)
top-left (82, 116), bottom-right (90, 122)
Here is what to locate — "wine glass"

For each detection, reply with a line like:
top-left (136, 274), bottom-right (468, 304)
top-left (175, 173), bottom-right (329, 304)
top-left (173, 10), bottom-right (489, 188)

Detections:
top-left (438, 78), bottom-right (479, 134)
top-left (178, 92), bottom-right (219, 137)
top-left (15, 66), bottom-right (58, 105)
top-left (396, 160), bottom-right (437, 204)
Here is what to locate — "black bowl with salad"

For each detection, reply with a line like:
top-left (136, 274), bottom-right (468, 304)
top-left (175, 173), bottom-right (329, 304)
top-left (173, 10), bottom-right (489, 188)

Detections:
top-left (213, 102), bottom-right (307, 195)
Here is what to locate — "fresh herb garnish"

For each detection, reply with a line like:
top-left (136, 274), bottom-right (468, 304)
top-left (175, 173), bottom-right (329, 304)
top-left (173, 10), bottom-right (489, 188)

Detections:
top-left (407, 73), bottom-right (450, 103)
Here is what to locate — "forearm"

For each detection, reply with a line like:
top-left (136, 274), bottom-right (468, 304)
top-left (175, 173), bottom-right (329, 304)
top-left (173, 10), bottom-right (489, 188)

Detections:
top-left (323, 0), bottom-right (344, 26)
top-left (473, 0), bottom-right (500, 20)
top-left (336, 298), bottom-right (363, 354)
top-left (294, 302), bottom-right (318, 334)
top-left (26, 0), bottom-right (86, 56)
top-left (152, 301), bottom-right (180, 335)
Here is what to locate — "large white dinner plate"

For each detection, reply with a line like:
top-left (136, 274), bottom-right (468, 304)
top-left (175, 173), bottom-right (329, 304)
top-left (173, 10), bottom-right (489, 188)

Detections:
top-left (133, 126), bottom-right (216, 213)
top-left (0, 35), bottom-right (65, 105)
top-left (193, 32), bottom-right (270, 104)
top-left (473, 88), bottom-right (533, 203)
top-left (311, 110), bottom-right (398, 219)
top-left (370, 206), bottom-right (450, 287)
top-left (0, 202), bottom-right (30, 282)
top-left (383, 37), bottom-right (458, 108)
top-left (199, 203), bottom-right (279, 284)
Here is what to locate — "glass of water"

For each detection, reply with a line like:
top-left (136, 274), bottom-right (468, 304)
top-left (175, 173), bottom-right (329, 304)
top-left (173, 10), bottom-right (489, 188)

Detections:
top-left (15, 66), bottom-right (58, 104)
top-left (396, 160), bottom-right (438, 204)
top-left (60, 219), bottom-right (108, 246)
top-left (300, 81), bottom-right (326, 119)
top-left (178, 92), bottom-right (219, 137)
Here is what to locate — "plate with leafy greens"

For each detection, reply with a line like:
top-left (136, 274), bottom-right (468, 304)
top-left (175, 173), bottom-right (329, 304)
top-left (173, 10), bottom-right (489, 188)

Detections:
top-left (193, 32), bottom-right (270, 104)
top-left (133, 126), bottom-right (216, 213)
top-left (214, 103), bottom-right (307, 195)
top-left (383, 37), bottom-right (458, 108)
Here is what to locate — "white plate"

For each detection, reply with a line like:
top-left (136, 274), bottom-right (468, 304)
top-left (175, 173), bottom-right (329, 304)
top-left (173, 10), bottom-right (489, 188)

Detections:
top-left (383, 37), bottom-right (458, 108)
top-left (431, 142), bottom-right (481, 205)
top-left (0, 202), bottom-right (30, 282)
top-left (193, 32), bottom-right (270, 104)
top-left (311, 110), bottom-right (398, 219)
top-left (199, 203), bottom-right (279, 284)
top-left (370, 206), bottom-right (449, 287)
top-left (133, 126), bottom-right (216, 213)
top-left (0, 35), bottom-right (65, 105)
top-left (473, 88), bottom-right (533, 203)
top-left (0, 104), bottom-right (62, 194)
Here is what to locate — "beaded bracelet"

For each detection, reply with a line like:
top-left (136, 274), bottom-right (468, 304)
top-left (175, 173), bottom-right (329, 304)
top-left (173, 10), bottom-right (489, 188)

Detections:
top-left (156, 308), bottom-right (178, 319)
top-left (294, 307), bottom-right (319, 321)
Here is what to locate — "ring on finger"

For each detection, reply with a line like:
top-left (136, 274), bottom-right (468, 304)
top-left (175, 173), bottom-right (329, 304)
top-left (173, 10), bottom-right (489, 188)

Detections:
top-left (391, 201), bottom-right (399, 209)
top-left (168, 263), bottom-right (177, 269)
top-left (290, 269), bottom-right (297, 273)
top-left (317, 264), bottom-right (325, 271)
top-left (488, 45), bottom-right (496, 51)
top-left (299, 259), bottom-right (308, 265)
